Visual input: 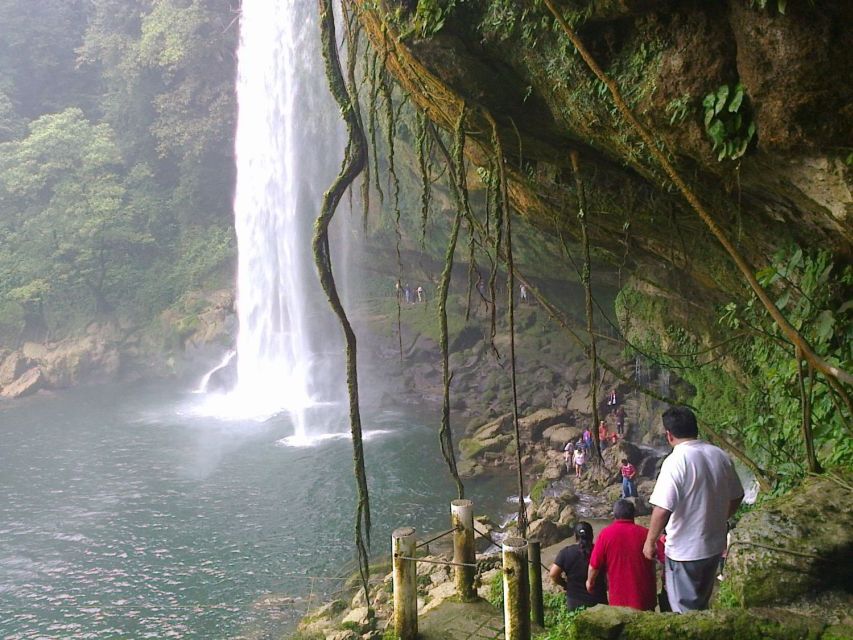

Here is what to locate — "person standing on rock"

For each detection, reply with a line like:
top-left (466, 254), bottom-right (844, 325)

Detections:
top-left (563, 441), bottom-right (573, 472)
top-left (620, 458), bottom-right (638, 498)
top-left (642, 406), bottom-right (744, 613)
top-left (572, 446), bottom-right (587, 479)
top-left (549, 522), bottom-right (607, 610)
top-left (586, 499), bottom-right (656, 611)
top-left (598, 420), bottom-right (609, 450)
top-left (582, 427), bottom-right (592, 453)
top-left (615, 406), bottom-right (626, 435)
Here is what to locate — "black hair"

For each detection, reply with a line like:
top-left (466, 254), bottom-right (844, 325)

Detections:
top-left (662, 406), bottom-right (699, 439)
top-left (574, 521), bottom-right (594, 559)
top-left (613, 499), bottom-right (635, 520)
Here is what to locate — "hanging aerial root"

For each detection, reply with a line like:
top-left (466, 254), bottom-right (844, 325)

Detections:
top-left (415, 110), bottom-right (433, 246)
top-left (315, 0), bottom-right (370, 596)
top-left (367, 49), bottom-right (384, 206)
top-left (570, 150), bottom-right (603, 459)
top-left (495, 119), bottom-right (528, 538)
top-left (434, 109), bottom-right (469, 500)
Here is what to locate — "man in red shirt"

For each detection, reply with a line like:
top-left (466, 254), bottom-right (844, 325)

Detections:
top-left (586, 499), bottom-right (656, 610)
top-left (620, 458), bottom-right (638, 498)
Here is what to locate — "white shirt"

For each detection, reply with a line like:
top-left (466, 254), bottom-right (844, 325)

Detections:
top-left (649, 439), bottom-right (743, 561)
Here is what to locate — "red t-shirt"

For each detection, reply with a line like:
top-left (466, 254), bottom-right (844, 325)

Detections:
top-left (589, 520), bottom-right (656, 610)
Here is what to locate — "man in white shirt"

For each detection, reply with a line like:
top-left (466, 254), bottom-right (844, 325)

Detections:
top-left (642, 406), bottom-right (743, 612)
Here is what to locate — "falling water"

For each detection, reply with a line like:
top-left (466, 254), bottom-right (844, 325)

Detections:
top-left (200, 0), bottom-right (347, 439)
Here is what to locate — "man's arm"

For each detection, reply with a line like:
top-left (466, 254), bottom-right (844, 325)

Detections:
top-left (727, 495), bottom-right (743, 518)
top-left (548, 563), bottom-right (566, 590)
top-left (585, 565), bottom-right (599, 594)
top-left (643, 506), bottom-right (672, 560)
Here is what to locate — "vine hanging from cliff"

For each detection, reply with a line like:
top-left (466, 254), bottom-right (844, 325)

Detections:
top-left (415, 109), bottom-right (433, 246)
top-left (570, 150), bottom-right (603, 458)
top-left (315, 0), bottom-right (371, 596)
top-left (540, 0), bottom-right (852, 393)
top-left (434, 107), bottom-right (468, 500)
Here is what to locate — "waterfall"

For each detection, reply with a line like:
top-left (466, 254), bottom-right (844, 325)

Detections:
top-left (199, 0), bottom-right (348, 439)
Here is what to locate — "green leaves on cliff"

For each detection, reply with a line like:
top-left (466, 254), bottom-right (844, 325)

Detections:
top-left (719, 248), bottom-right (852, 476)
top-left (703, 83), bottom-right (756, 161)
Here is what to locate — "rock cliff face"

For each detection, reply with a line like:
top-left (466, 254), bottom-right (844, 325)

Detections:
top-left (355, 0), bottom-right (851, 309)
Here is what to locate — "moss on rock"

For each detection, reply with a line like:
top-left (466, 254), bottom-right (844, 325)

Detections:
top-left (574, 606), bottom-right (828, 640)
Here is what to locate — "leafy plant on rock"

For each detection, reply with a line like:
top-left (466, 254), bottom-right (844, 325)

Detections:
top-left (702, 83), bottom-right (756, 161)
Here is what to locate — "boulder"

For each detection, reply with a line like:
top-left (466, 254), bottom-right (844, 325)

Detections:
top-left (340, 607), bottom-right (373, 633)
top-left (543, 424), bottom-right (584, 450)
top-left (0, 351), bottom-right (32, 386)
top-left (519, 408), bottom-right (569, 441)
top-left (542, 458), bottom-right (567, 481)
top-left (456, 458), bottom-right (484, 478)
top-left (727, 471), bottom-right (853, 607)
top-left (567, 384), bottom-right (592, 414)
top-left (557, 503), bottom-right (577, 526)
top-left (420, 580), bottom-right (457, 614)
top-left (637, 479), bottom-right (657, 497)
top-left (458, 434), bottom-right (512, 459)
top-left (1, 366), bottom-right (44, 398)
top-left (527, 518), bottom-right (572, 547)
top-left (574, 605), bottom-right (828, 640)
top-left (468, 412), bottom-right (513, 438)
top-left (638, 451), bottom-right (666, 478)
top-left (325, 631), bottom-right (359, 640)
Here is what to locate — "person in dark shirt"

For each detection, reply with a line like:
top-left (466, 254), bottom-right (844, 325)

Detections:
top-left (549, 522), bottom-right (607, 610)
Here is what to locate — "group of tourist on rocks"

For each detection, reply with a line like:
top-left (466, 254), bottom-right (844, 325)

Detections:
top-left (563, 390), bottom-right (627, 480)
top-left (549, 406), bottom-right (744, 614)
top-left (395, 281), bottom-right (425, 304)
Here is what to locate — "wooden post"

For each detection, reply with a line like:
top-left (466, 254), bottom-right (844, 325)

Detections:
top-left (528, 540), bottom-right (544, 627)
top-left (392, 526), bottom-right (418, 640)
top-left (451, 499), bottom-right (477, 601)
top-left (502, 537), bottom-right (530, 640)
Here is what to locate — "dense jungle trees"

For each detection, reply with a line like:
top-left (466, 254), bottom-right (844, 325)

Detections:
top-left (0, 0), bottom-right (238, 342)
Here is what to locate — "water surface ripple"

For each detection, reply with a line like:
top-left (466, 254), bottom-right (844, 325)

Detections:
top-left (0, 381), bottom-right (513, 639)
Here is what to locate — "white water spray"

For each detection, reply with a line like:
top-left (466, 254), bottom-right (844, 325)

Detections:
top-left (199, 0), bottom-right (348, 439)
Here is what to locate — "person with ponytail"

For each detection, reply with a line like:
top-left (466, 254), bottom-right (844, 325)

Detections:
top-left (549, 522), bottom-right (607, 610)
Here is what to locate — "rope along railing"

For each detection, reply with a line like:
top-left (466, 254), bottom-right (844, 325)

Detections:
top-left (392, 500), bottom-right (541, 640)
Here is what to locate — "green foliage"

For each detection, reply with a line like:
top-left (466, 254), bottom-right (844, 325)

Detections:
top-left (748, 0), bottom-right (787, 15)
top-left (718, 247), bottom-right (852, 476)
top-left (529, 477), bottom-right (549, 504)
top-left (711, 579), bottom-right (739, 610)
top-left (536, 592), bottom-right (583, 640)
top-left (702, 83), bottom-right (756, 161)
top-left (616, 246), bottom-right (851, 486)
top-left (412, 0), bottom-right (458, 37)
top-left (0, 0), bottom-right (238, 347)
top-left (665, 94), bottom-right (691, 125)
top-left (487, 571), bottom-right (503, 608)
